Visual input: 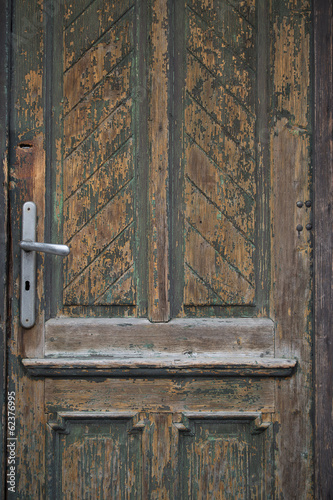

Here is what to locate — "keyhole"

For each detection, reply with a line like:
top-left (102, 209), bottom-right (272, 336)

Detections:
top-left (25, 281), bottom-right (30, 291)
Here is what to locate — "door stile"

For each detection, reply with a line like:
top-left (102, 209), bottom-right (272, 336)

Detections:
top-left (134, 0), bottom-right (150, 318)
top-left (169, 0), bottom-right (186, 318)
top-left (270, 0), bottom-right (313, 496)
top-left (8, 0), bottom-right (48, 496)
top-left (256, 0), bottom-right (271, 317)
top-left (141, 413), bottom-right (181, 498)
top-left (148, 0), bottom-right (171, 322)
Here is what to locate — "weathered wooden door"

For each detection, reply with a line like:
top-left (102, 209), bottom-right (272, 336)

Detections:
top-left (8, 0), bottom-right (313, 497)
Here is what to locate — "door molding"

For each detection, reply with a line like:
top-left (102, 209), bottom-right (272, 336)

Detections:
top-left (314, 0), bottom-right (333, 496)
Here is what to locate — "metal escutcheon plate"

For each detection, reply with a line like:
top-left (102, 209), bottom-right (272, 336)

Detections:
top-left (20, 202), bottom-right (37, 328)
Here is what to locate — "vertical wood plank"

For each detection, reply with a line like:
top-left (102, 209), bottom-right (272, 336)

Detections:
top-left (314, 0), bottom-right (333, 496)
top-left (8, 0), bottom-right (47, 497)
top-left (0, 0), bottom-right (9, 494)
top-left (148, 0), bottom-right (170, 322)
top-left (142, 413), bottom-right (180, 498)
top-left (134, 0), bottom-right (149, 317)
top-left (169, 0), bottom-right (186, 318)
top-left (270, 1), bottom-right (313, 497)
top-left (256, 0), bottom-right (270, 317)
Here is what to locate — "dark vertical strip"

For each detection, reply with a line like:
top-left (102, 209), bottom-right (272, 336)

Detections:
top-left (256, 0), bottom-right (270, 316)
top-left (314, 0), bottom-right (333, 496)
top-left (44, 0), bottom-right (54, 320)
top-left (134, 0), bottom-right (149, 317)
top-left (0, 0), bottom-right (10, 495)
top-left (45, 0), bottom-right (65, 318)
top-left (169, 0), bottom-right (186, 317)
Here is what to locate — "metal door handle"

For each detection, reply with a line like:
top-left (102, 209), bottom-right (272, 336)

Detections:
top-left (20, 202), bottom-right (70, 328)
top-left (19, 240), bottom-right (70, 256)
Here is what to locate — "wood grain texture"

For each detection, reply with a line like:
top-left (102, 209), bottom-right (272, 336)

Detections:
top-left (187, 8), bottom-right (255, 112)
top-left (63, 9), bottom-right (134, 114)
top-left (185, 224), bottom-right (255, 305)
top-left (64, 224), bottom-right (135, 306)
top-left (179, 418), bottom-right (271, 498)
top-left (6, 0), bottom-right (319, 496)
top-left (8, 0), bottom-right (47, 496)
top-left (62, 3), bottom-right (136, 308)
top-left (46, 410), bottom-right (272, 498)
top-left (314, 0), bottom-right (333, 496)
top-left (64, 0), bottom-right (132, 71)
top-left (23, 356), bottom-right (296, 378)
top-left (45, 377), bottom-right (275, 413)
top-left (47, 412), bottom-right (141, 498)
top-left (188, 0), bottom-right (256, 68)
top-left (0, 0), bottom-right (8, 493)
top-left (148, 0), bottom-right (170, 321)
top-left (183, 0), bottom-right (257, 308)
top-left (270, 1), bottom-right (313, 497)
top-left (44, 317), bottom-right (275, 357)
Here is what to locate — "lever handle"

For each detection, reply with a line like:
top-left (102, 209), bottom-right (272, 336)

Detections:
top-left (20, 240), bottom-right (70, 256)
top-left (20, 202), bottom-right (70, 328)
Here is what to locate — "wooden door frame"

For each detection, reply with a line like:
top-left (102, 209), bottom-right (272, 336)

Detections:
top-left (314, 0), bottom-right (333, 497)
top-left (0, 0), bottom-right (332, 497)
top-left (0, 0), bottom-right (10, 495)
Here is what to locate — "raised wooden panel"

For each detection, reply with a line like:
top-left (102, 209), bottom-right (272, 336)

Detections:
top-left (46, 411), bottom-right (272, 498)
top-left (47, 412), bottom-right (141, 498)
top-left (183, 0), bottom-right (258, 309)
top-left (62, 3), bottom-right (136, 308)
top-left (178, 414), bottom-right (272, 499)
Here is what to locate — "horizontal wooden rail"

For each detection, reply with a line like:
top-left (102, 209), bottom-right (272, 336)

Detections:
top-left (22, 355), bottom-right (296, 378)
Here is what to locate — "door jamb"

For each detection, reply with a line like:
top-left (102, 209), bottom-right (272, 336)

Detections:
top-left (0, 0), bottom-right (10, 496)
top-left (314, 0), bottom-right (333, 497)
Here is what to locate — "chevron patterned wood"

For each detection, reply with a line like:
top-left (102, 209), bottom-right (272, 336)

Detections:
top-left (184, 0), bottom-right (256, 307)
top-left (61, 0), bottom-right (259, 313)
top-left (62, 1), bottom-right (136, 307)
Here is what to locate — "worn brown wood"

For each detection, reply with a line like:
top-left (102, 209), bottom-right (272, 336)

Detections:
top-left (314, 0), bottom-right (333, 496)
top-left (44, 317), bottom-right (275, 356)
top-left (0, 0), bottom-right (9, 493)
top-left (8, 0), bottom-right (47, 497)
top-left (46, 411), bottom-right (141, 498)
top-left (148, 0), bottom-right (170, 322)
top-left (23, 356), bottom-right (296, 378)
top-left (184, 0), bottom-right (257, 310)
top-left (45, 378), bottom-right (275, 413)
top-left (63, 3), bottom-right (136, 308)
top-left (5, 0), bottom-right (320, 497)
top-left (271, 0), bottom-right (313, 497)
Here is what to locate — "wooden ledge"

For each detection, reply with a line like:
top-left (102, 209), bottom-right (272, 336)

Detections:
top-left (22, 355), bottom-right (297, 378)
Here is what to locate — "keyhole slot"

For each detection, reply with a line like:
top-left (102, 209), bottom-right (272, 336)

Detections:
top-left (25, 281), bottom-right (30, 291)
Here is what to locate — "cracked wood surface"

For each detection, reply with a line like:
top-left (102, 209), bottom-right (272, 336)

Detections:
top-left (7, 0), bottom-right (316, 497)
